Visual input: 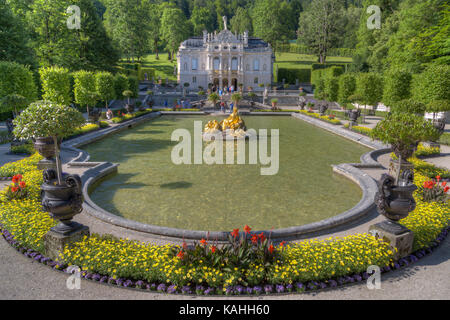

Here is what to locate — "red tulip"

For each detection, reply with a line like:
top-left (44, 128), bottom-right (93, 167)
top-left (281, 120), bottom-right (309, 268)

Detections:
top-left (231, 229), bottom-right (239, 238)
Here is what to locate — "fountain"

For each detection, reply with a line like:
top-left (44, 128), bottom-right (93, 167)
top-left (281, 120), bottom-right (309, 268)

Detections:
top-left (203, 106), bottom-right (249, 140)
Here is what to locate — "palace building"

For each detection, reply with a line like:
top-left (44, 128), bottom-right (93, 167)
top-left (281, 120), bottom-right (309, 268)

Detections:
top-left (177, 17), bottom-right (274, 91)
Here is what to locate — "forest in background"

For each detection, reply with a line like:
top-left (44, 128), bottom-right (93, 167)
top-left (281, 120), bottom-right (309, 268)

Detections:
top-left (1, 0), bottom-right (448, 75)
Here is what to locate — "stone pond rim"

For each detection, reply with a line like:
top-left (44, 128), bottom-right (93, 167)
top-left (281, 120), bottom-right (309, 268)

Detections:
top-left (59, 111), bottom-right (390, 241)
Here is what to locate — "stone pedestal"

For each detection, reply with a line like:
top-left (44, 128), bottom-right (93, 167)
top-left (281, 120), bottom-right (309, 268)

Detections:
top-left (44, 223), bottom-right (90, 262)
top-left (37, 159), bottom-right (57, 171)
top-left (388, 159), bottom-right (414, 179)
top-left (369, 221), bottom-right (414, 260)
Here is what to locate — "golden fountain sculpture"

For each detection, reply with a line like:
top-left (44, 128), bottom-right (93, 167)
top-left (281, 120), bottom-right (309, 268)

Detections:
top-left (204, 106), bottom-right (247, 139)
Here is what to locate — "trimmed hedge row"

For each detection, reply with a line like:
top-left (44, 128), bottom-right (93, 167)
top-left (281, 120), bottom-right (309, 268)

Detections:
top-left (277, 68), bottom-right (311, 84)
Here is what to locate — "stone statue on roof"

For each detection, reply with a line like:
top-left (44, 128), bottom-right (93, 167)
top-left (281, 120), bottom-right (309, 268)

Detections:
top-left (223, 16), bottom-right (228, 30)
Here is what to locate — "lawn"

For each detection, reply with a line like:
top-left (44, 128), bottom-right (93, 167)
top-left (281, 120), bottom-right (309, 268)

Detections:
top-left (140, 53), bottom-right (178, 81)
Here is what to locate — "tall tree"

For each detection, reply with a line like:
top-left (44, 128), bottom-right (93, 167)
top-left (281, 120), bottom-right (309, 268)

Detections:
top-left (104, 0), bottom-right (151, 62)
top-left (297, 0), bottom-right (345, 64)
top-left (190, 6), bottom-right (215, 34)
top-left (0, 0), bottom-right (35, 66)
top-left (230, 7), bottom-right (252, 35)
top-left (160, 7), bottom-right (189, 61)
top-left (251, 0), bottom-right (289, 49)
top-left (28, 0), bottom-right (118, 70)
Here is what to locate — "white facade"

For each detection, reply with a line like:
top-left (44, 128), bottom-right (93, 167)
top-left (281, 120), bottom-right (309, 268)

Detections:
top-left (177, 29), bottom-right (274, 91)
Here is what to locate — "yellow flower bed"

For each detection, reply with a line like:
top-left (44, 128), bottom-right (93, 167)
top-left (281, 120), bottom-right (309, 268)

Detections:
top-left (0, 153), bottom-right (42, 177)
top-left (0, 154), bottom-right (448, 289)
top-left (298, 110), bottom-right (341, 125)
top-left (415, 143), bottom-right (440, 157)
top-left (343, 123), bottom-right (373, 136)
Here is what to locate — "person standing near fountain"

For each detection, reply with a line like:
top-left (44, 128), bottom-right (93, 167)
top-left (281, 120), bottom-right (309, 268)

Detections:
top-left (229, 102), bottom-right (234, 113)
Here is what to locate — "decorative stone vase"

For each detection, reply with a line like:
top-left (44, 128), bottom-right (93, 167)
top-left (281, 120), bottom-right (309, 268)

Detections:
top-left (41, 169), bottom-right (84, 235)
top-left (432, 118), bottom-right (446, 135)
top-left (346, 109), bottom-right (361, 127)
top-left (125, 104), bottom-right (135, 114)
top-left (318, 104), bottom-right (328, 116)
top-left (88, 109), bottom-right (100, 123)
top-left (371, 170), bottom-right (417, 259)
top-left (33, 137), bottom-right (61, 170)
top-left (375, 171), bottom-right (417, 228)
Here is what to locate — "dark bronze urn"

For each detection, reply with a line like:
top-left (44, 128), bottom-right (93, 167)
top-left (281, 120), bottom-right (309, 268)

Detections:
top-left (41, 169), bottom-right (84, 235)
top-left (375, 170), bottom-right (417, 234)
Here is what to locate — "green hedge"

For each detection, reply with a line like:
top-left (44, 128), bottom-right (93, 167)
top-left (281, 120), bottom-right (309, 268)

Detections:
top-left (383, 70), bottom-right (412, 107)
top-left (138, 68), bottom-right (155, 81)
top-left (277, 68), bottom-right (312, 84)
top-left (311, 63), bottom-right (346, 71)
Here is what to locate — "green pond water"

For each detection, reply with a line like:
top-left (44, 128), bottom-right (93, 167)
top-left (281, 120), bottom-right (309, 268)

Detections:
top-left (83, 115), bottom-right (370, 231)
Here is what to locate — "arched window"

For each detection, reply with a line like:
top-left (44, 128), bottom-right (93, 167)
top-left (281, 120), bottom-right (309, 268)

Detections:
top-left (253, 59), bottom-right (260, 71)
top-left (184, 62), bottom-right (188, 71)
top-left (213, 57), bottom-right (220, 70)
top-left (231, 58), bottom-right (238, 71)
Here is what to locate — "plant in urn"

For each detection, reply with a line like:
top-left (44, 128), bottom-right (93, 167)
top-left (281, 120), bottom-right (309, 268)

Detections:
top-left (13, 102), bottom-right (88, 259)
top-left (368, 113), bottom-right (440, 258)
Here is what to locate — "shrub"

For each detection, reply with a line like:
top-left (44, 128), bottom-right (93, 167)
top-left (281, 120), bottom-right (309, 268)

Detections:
top-left (39, 66), bottom-right (72, 105)
top-left (114, 73), bottom-right (129, 100)
top-left (95, 72), bottom-right (115, 109)
top-left (371, 113), bottom-right (440, 160)
top-left (412, 65), bottom-right (450, 105)
top-left (73, 71), bottom-right (97, 112)
top-left (324, 76), bottom-right (339, 102)
top-left (138, 68), bottom-right (155, 81)
top-left (355, 73), bottom-right (383, 107)
top-left (383, 70), bottom-right (412, 107)
top-left (277, 68), bottom-right (311, 84)
top-left (391, 99), bottom-right (426, 116)
top-left (128, 76), bottom-right (139, 98)
top-left (338, 73), bottom-right (356, 105)
top-left (0, 61), bottom-right (37, 104)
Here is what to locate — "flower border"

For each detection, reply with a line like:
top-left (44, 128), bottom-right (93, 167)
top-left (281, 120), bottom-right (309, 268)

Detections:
top-left (1, 223), bottom-right (447, 296)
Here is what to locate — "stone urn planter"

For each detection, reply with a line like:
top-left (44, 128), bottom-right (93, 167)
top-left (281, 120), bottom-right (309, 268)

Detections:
top-left (33, 137), bottom-right (61, 170)
top-left (88, 109), bottom-right (100, 123)
top-left (370, 170), bottom-right (417, 259)
top-left (318, 104), bottom-right (328, 116)
top-left (41, 169), bottom-right (84, 235)
top-left (125, 104), bottom-right (135, 114)
top-left (432, 118), bottom-right (446, 134)
top-left (375, 171), bottom-right (417, 224)
top-left (346, 109), bottom-right (361, 127)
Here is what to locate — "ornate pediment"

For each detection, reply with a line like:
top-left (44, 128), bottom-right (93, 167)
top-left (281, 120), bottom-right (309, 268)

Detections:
top-left (215, 30), bottom-right (239, 43)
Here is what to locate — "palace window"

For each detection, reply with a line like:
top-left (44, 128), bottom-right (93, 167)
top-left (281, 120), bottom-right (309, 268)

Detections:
top-left (253, 59), bottom-right (260, 71)
top-left (231, 58), bottom-right (238, 71)
top-left (192, 58), bottom-right (198, 70)
top-left (193, 76), bottom-right (197, 83)
top-left (254, 77), bottom-right (259, 84)
top-left (213, 57), bottom-right (220, 70)
top-left (184, 62), bottom-right (188, 71)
